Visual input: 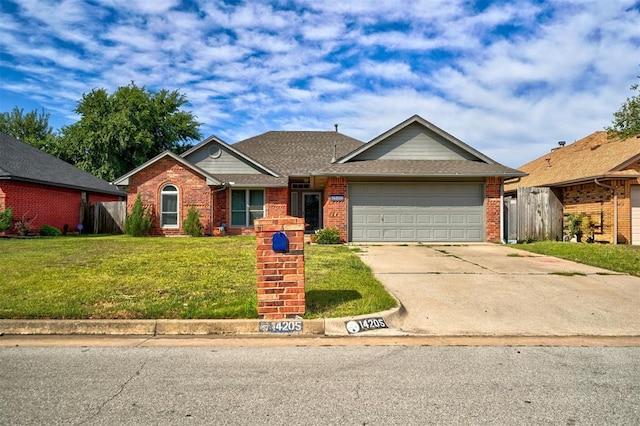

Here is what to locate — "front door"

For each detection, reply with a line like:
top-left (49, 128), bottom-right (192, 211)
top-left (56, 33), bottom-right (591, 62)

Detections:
top-left (303, 193), bottom-right (321, 232)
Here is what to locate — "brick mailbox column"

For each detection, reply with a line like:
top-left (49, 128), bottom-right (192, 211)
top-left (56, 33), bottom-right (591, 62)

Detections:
top-left (254, 216), bottom-right (305, 319)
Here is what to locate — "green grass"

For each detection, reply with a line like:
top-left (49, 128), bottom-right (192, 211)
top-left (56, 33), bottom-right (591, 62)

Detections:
top-left (515, 241), bottom-right (640, 276)
top-left (304, 245), bottom-right (396, 318)
top-left (0, 235), bottom-right (395, 319)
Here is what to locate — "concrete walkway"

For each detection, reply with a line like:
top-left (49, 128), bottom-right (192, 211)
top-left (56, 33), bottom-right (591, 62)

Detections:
top-left (355, 244), bottom-right (640, 337)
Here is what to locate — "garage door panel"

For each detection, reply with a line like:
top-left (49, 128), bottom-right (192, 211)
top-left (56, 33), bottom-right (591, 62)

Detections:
top-left (433, 214), bottom-right (448, 224)
top-left (450, 214), bottom-right (465, 224)
top-left (467, 214), bottom-right (482, 224)
top-left (382, 229), bottom-right (398, 239)
top-left (383, 214), bottom-right (398, 224)
top-left (417, 215), bottom-right (432, 224)
top-left (433, 229), bottom-right (449, 239)
top-left (350, 182), bottom-right (484, 242)
top-left (365, 229), bottom-right (381, 239)
top-left (399, 229), bottom-right (416, 238)
top-left (365, 214), bottom-right (381, 224)
top-left (400, 214), bottom-right (415, 224)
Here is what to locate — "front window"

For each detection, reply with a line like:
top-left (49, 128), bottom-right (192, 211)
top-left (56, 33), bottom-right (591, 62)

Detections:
top-left (161, 185), bottom-right (178, 227)
top-left (231, 189), bottom-right (264, 227)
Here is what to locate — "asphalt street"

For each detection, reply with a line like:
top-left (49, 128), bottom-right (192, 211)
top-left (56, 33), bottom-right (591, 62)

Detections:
top-left (1, 345), bottom-right (638, 425)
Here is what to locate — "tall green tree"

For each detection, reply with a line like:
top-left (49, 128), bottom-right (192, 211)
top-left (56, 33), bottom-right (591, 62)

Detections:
top-left (0, 107), bottom-right (57, 150)
top-left (57, 82), bottom-right (202, 181)
top-left (606, 74), bottom-right (640, 139)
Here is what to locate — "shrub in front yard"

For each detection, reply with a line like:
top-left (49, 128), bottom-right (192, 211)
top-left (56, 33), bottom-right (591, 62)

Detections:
top-left (183, 205), bottom-right (204, 237)
top-left (314, 227), bottom-right (341, 244)
top-left (0, 207), bottom-right (12, 232)
top-left (14, 212), bottom-right (36, 236)
top-left (39, 225), bottom-right (62, 236)
top-left (125, 194), bottom-right (153, 237)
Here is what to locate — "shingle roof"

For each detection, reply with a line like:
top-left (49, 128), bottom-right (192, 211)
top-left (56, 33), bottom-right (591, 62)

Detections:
top-left (0, 132), bottom-right (125, 196)
top-left (210, 174), bottom-right (288, 187)
top-left (232, 131), bottom-right (364, 176)
top-left (316, 159), bottom-right (525, 177)
top-left (505, 131), bottom-right (640, 191)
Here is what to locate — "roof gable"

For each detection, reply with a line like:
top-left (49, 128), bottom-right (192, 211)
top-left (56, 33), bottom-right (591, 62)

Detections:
top-left (0, 132), bottom-right (124, 196)
top-left (505, 131), bottom-right (640, 190)
top-left (338, 115), bottom-right (496, 164)
top-left (181, 135), bottom-right (278, 177)
top-left (112, 150), bottom-right (221, 186)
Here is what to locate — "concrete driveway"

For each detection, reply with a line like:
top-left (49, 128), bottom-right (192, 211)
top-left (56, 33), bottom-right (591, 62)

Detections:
top-left (355, 244), bottom-right (640, 337)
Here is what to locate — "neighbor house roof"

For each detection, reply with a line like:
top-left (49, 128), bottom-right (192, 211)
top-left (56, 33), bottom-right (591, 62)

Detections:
top-left (0, 132), bottom-right (125, 196)
top-left (232, 131), bottom-right (364, 177)
top-left (505, 131), bottom-right (640, 192)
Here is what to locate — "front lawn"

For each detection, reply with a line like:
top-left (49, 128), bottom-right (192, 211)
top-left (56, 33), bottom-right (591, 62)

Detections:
top-left (515, 241), bottom-right (640, 276)
top-left (0, 235), bottom-right (396, 319)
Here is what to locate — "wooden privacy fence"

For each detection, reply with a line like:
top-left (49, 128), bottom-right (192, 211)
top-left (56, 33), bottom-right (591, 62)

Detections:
top-left (92, 201), bottom-right (126, 234)
top-left (504, 187), bottom-right (564, 242)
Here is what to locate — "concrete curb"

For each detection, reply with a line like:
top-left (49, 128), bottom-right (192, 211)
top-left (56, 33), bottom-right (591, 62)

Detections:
top-left (0, 319), bottom-right (326, 336)
top-left (0, 302), bottom-right (407, 338)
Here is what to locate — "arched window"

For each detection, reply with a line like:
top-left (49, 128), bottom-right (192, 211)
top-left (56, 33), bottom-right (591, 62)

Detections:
top-left (160, 185), bottom-right (179, 227)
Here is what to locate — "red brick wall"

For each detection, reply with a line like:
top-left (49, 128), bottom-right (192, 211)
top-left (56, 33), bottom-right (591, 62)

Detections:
top-left (322, 177), bottom-right (348, 242)
top-left (255, 216), bottom-right (305, 319)
top-left (485, 177), bottom-right (502, 243)
top-left (127, 157), bottom-right (212, 236)
top-left (0, 181), bottom-right (120, 234)
top-left (266, 187), bottom-right (288, 218)
top-left (212, 189), bottom-right (228, 236)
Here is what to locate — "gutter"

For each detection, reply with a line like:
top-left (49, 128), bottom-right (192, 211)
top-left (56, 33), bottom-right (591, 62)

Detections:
top-left (594, 179), bottom-right (618, 245)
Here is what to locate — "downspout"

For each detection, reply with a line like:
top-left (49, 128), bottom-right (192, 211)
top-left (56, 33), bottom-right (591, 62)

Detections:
top-left (210, 183), bottom-right (227, 236)
top-left (594, 179), bottom-right (618, 245)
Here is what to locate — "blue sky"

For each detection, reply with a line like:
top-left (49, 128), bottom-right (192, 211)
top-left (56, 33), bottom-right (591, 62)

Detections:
top-left (1, 0), bottom-right (639, 167)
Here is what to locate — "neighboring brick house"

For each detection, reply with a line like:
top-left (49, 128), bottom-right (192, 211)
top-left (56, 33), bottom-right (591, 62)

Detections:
top-left (113, 115), bottom-right (524, 242)
top-left (504, 131), bottom-right (640, 244)
top-left (0, 132), bottom-right (125, 235)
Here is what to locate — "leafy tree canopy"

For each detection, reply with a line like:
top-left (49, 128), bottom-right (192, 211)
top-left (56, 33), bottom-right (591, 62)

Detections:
top-left (0, 107), bottom-right (57, 150)
top-left (606, 73), bottom-right (640, 139)
top-left (57, 82), bottom-right (202, 181)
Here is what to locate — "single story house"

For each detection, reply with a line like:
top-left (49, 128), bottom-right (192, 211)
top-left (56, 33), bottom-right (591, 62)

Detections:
top-left (0, 132), bottom-right (125, 234)
top-left (504, 131), bottom-right (640, 244)
top-left (113, 115), bottom-right (524, 243)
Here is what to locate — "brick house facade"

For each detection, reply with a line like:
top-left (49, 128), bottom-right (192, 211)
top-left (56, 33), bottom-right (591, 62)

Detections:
top-left (1, 133), bottom-right (125, 235)
top-left (505, 132), bottom-right (640, 244)
top-left (114, 115), bottom-right (523, 243)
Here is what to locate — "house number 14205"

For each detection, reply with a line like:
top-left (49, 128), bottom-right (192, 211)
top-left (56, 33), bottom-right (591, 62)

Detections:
top-left (259, 321), bottom-right (303, 333)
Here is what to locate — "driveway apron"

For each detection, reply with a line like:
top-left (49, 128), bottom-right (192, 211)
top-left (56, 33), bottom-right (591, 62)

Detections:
top-left (356, 244), bottom-right (640, 336)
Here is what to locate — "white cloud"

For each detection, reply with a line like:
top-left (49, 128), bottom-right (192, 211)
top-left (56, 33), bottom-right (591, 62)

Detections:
top-left (1, 0), bottom-right (639, 169)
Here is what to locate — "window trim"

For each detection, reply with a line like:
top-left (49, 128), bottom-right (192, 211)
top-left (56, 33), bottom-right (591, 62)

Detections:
top-left (230, 188), bottom-right (265, 227)
top-left (160, 184), bottom-right (179, 228)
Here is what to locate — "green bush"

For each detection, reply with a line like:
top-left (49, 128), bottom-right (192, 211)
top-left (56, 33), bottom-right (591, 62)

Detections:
top-left (183, 205), bottom-right (204, 237)
top-left (39, 225), bottom-right (62, 237)
top-left (0, 207), bottom-right (12, 232)
top-left (125, 194), bottom-right (153, 237)
top-left (314, 227), bottom-right (342, 244)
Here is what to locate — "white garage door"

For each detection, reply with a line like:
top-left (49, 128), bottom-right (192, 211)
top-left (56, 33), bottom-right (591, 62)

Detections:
top-left (350, 182), bottom-right (484, 242)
